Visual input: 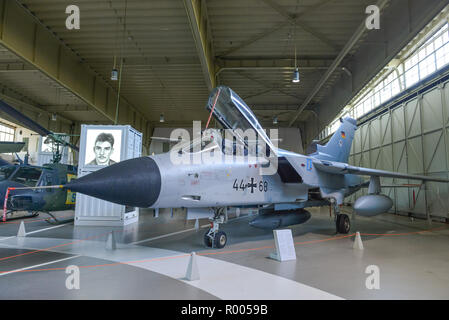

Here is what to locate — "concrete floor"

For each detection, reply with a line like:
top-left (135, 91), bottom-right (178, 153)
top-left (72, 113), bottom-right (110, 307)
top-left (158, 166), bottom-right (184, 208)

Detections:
top-left (0, 207), bottom-right (448, 299)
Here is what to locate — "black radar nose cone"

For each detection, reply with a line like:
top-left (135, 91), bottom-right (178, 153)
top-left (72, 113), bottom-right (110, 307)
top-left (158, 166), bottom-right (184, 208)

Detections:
top-left (66, 157), bottom-right (161, 208)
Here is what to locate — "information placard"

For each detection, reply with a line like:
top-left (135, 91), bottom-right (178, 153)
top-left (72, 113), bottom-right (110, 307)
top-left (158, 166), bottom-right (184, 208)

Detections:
top-left (270, 229), bottom-right (296, 262)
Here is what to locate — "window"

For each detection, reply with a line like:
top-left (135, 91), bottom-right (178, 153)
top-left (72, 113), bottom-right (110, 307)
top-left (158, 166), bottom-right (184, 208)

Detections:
top-left (419, 54), bottom-right (436, 78)
top-left (391, 76), bottom-right (401, 96)
top-left (380, 80), bottom-right (392, 103)
top-left (319, 21), bottom-right (449, 141)
top-left (22, 137), bottom-right (29, 153)
top-left (0, 123), bottom-right (14, 142)
top-left (373, 89), bottom-right (381, 107)
top-left (10, 167), bottom-right (43, 187)
top-left (363, 97), bottom-right (373, 113)
top-left (354, 103), bottom-right (363, 119)
top-left (405, 65), bottom-right (419, 88)
top-left (436, 42), bottom-right (449, 69)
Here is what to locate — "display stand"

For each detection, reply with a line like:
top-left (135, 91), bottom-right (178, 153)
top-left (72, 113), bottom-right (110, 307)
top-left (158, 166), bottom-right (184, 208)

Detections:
top-left (269, 229), bottom-right (297, 262)
top-left (74, 125), bottom-right (142, 227)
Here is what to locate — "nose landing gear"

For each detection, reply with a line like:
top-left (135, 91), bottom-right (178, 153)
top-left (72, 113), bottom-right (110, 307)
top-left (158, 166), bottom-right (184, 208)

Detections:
top-left (204, 207), bottom-right (228, 248)
top-left (204, 229), bottom-right (227, 248)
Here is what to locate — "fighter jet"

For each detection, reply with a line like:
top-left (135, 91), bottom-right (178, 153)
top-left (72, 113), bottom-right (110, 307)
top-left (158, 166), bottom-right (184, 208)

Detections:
top-left (65, 86), bottom-right (449, 248)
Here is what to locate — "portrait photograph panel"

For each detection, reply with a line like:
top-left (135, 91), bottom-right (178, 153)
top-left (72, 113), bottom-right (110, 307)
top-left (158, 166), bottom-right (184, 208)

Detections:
top-left (84, 129), bottom-right (122, 166)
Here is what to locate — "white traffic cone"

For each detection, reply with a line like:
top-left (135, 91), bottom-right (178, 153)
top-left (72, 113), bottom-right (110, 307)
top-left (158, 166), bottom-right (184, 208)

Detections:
top-left (17, 221), bottom-right (26, 237)
top-left (353, 231), bottom-right (364, 250)
top-left (105, 232), bottom-right (117, 250)
top-left (194, 218), bottom-right (199, 231)
top-left (185, 252), bottom-right (200, 281)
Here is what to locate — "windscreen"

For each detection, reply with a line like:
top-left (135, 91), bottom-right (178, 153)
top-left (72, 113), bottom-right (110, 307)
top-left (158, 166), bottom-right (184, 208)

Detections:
top-left (205, 86), bottom-right (276, 155)
top-left (10, 167), bottom-right (43, 187)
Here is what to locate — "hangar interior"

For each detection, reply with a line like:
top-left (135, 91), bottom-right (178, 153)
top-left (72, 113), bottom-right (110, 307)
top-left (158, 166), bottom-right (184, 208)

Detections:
top-left (0, 0), bottom-right (449, 300)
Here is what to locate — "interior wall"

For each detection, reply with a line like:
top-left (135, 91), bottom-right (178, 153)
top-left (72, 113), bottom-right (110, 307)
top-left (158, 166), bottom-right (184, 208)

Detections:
top-left (348, 74), bottom-right (449, 221)
top-left (303, 0), bottom-right (449, 147)
top-left (0, 113), bottom-right (75, 165)
top-left (14, 125), bottom-right (39, 164)
top-left (266, 127), bottom-right (304, 154)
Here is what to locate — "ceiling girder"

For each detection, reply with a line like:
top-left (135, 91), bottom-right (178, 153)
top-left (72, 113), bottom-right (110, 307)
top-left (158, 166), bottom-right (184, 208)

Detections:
top-left (183, 0), bottom-right (216, 91)
top-left (0, 0), bottom-right (152, 144)
top-left (288, 0), bottom-right (390, 127)
top-left (217, 0), bottom-right (336, 57)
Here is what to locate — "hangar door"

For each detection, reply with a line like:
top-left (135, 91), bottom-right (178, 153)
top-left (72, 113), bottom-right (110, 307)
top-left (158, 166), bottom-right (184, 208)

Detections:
top-left (349, 82), bottom-right (449, 221)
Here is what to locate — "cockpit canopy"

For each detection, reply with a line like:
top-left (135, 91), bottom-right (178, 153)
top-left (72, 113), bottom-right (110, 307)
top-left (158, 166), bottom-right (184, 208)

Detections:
top-left (205, 86), bottom-right (277, 156)
top-left (11, 167), bottom-right (43, 187)
top-left (177, 129), bottom-right (256, 157)
top-left (172, 86), bottom-right (276, 160)
top-left (0, 166), bottom-right (44, 187)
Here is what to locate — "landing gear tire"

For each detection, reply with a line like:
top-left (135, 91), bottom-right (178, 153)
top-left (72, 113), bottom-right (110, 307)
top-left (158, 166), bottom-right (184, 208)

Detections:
top-left (204, 229), bottom-right (227, 248)
top-left (336, 214), bottom-right (350, 234)
top-left (204, 230), bottom-right (213, 247)
top-left (213, 231), bottom-right (227, 249)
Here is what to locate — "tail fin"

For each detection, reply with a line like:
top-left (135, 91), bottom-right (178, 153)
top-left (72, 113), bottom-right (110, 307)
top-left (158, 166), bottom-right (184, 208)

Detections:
top-left (314, 117), bottom-right (357, 163)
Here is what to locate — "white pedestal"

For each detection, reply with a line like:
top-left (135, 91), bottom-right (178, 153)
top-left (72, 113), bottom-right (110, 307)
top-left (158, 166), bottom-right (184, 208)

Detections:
top-left (270, 229), bottom-right (297, 262)
top-left (74, 124), bottom-right (142, 227)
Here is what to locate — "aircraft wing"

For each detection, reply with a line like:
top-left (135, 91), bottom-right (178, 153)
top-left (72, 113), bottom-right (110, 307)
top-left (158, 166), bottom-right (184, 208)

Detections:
top-left (312, 159), bottom-right (449, 183)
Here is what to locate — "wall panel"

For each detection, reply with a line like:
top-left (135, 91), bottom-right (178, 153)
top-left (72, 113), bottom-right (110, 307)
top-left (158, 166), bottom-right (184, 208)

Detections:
top-left (350, 82), bottom-right (449, 220)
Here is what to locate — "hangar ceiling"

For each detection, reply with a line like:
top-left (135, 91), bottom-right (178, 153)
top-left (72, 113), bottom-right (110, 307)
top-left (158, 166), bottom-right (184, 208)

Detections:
top-left (0, 45), bottom-right (105, 123)
top-left (0, 0), bottom-right (444, 137)
top-left (0, 0), bottom-right (377, 130)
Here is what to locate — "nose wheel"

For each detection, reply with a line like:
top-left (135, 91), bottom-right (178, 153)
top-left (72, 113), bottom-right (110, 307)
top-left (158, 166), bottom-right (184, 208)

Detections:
top-left (204, 207), bottom-right (228, 248)
top-left (204, 229), bottom-right (227, 248)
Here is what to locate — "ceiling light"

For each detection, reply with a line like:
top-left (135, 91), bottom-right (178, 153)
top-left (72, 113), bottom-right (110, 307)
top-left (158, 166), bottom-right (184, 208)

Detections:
top-left (292, 68), bottom-right (300, 83)
top-left (273, 116), bottom-right (278, 124)
top-left (111, 68), bottom-right (118, 81)
top-left (51, 113), bottom-right (57, 121)
top-left (160, 114), bottom-right (165, 123)
top-left (292, 42), bottom-right (300, 83)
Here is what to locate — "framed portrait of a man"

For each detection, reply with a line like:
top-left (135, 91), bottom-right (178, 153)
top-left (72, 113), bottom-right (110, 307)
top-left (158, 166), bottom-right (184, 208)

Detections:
top-left (84, 129), bottom-right (122, 166)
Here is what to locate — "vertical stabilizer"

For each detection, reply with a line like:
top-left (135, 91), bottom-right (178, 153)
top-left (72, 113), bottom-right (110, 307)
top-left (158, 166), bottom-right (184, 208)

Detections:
top-left (314, 117), bottom-right (357, 163)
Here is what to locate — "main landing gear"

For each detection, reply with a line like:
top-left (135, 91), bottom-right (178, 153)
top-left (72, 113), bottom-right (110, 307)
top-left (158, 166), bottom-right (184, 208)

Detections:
top-left (336, 213), bottom-right (351, 234)
top-left (332, 202), bottom-right (351, 234)
top-left (204, 207), bottom-right (228, 249)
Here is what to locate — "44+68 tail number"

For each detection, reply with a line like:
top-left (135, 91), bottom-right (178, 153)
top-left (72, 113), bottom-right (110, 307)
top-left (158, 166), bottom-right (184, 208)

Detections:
top-left (233, 177), bottom-right (268, 193)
